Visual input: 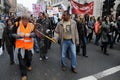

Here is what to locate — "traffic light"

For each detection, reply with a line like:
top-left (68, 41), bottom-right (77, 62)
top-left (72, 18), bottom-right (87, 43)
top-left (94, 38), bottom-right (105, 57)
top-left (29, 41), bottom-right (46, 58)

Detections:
top-left (109, 0), bottom-right (115, 16)
top-left (102, 0), bottom-right (116, 17)
top-left (103, 0), bottom-right (108, 9)
top-left (109, 0), bottom-right (115, 9)
top-left (102, 0), bottom-right (109, 17)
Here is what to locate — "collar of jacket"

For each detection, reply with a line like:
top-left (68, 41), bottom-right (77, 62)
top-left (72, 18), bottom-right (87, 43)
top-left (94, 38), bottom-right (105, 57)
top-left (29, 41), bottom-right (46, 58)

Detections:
top-left (41, 18), bottom-right (46, 22)
top-left (59, 19), bottom-right (75, 26)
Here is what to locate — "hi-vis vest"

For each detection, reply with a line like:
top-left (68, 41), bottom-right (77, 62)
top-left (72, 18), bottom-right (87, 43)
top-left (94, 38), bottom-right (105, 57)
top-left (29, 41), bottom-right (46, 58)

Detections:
top-left (16, 22), bottom-right (34, 50)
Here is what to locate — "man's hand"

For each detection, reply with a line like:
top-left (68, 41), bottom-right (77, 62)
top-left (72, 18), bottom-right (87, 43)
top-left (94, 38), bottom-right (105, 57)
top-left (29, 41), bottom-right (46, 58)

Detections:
top-left (46, 29), bottom-right (50, 34)
top-left (19, 33), bottom-right (25, 38)
top-left (25, 33), bottom-right (30, 37)
top-left (51, 37), bottom-right (57, 43)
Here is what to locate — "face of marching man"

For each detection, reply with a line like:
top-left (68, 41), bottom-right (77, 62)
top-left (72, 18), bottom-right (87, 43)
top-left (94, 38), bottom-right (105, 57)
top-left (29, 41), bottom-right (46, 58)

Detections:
top-left (21, 16), bottom-right (29, 26)
top-left (39, 12), bottom-right (45, 19)
top-left (63, 11), bottom-right (71, 21)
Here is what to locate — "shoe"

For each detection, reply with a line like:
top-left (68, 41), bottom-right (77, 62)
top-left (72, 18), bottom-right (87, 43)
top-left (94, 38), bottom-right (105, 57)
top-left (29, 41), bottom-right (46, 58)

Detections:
top-left (104, 53), bottom-right (109, 56)
top-left (109, 46), bottom-right (113, 49)
top-left (21, 76), bottom-right (27, 80)
top-left (27, 66), bottom-right (32, 71)
top-left (83, 55), bottom-right (88, 58)
top-left (10, 61), bottom-right (14, 65)
top-left (62, 66), bottom-right (67, 71)
top-left (71, 68), bottom-right (77, 73)
top-left (44, 56), bottom-right (48, 60)
top-left (39, 57), bottom-right (43, 61)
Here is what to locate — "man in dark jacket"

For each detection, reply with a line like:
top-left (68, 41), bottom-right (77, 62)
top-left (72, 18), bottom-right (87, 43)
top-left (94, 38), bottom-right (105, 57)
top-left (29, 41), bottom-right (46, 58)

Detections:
top-left (36, 12), bottom-right (52, 60)
top-left (113, 16), bottom-right (120, 43)
top-left (116, 16), bottom-right (120, 42)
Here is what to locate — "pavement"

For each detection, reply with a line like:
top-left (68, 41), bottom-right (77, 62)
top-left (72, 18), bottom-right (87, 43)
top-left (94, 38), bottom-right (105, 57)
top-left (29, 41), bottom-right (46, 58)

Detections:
top-left (0, 41), bottom-right (120, 80)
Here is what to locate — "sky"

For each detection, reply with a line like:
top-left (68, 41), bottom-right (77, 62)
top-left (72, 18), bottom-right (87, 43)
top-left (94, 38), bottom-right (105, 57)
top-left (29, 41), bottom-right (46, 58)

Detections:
top-left (17, 0), bottom-right (37, 12)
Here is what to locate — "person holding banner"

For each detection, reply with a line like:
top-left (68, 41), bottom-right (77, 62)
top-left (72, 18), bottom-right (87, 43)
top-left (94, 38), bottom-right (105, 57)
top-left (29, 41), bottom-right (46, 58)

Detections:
top-left (36, 12), bottom-right (52, 61)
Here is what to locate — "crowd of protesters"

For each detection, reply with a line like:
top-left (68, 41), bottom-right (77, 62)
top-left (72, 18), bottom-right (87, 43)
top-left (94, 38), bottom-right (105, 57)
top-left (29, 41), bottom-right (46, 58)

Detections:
top-left (0, 10), bottom-right (120, 80)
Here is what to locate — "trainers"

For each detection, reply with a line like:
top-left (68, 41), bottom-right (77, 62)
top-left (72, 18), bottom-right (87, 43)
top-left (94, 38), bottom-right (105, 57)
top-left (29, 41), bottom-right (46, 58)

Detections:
top-left (45, 56), bottom-right (48, 60)
top-left (21, 76), bottom-right (27, 80)
top-left (27, 66), bottom-right (32, 71)
top-left (71, 68), bottom-right (77, 73)
top-left (39, 57), bottom-right (43, 61)
top-left (83, 55), bottom-right (88, 58)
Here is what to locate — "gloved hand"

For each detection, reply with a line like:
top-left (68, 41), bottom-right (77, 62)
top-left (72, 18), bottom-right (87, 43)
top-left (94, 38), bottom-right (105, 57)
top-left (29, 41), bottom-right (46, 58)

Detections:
top-left (19, 33), bottom-right (25, 37)
top-left (11, 34), bottom-right (23, 39)
top-left (46, 29), bottom-right (50, 34)
top-left (30, 33), bottom-right (36, 37)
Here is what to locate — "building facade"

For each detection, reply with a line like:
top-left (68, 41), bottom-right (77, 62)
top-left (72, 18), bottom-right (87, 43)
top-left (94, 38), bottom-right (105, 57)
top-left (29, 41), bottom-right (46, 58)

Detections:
top-left (4, 0), bottom-right (11, 13)
top-left (0, 0), bottom-right (4, 15)
top-left (16, 4), bottom-right (31, 17)
top-left (9, 0), bottom-right (17, 15)
top-left (114, 0), bottom-right (120, 18)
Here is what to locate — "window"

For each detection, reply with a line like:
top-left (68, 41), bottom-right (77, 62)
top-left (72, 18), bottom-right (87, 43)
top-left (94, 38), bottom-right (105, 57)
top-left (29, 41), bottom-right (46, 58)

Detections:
top-left (0, 0), bottom-right (1, 4)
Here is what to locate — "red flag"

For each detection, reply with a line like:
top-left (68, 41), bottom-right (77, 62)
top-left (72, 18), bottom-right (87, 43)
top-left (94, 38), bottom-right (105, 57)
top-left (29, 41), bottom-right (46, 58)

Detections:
top-left (70, 0), bottom-right (94, 15)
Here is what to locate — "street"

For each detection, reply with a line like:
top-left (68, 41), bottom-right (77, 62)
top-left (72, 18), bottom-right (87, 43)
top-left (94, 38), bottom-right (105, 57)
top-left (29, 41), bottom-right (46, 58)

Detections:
top-left (0, 42), bottom-right (120, 80)
top-left (0, 0), bottom-right (120, 80)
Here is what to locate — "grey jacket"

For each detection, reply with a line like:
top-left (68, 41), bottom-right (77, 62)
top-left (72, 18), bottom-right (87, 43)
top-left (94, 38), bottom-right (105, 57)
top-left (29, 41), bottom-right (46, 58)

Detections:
top-left (101, 22), bottom-right (110, 42)
top-left (0, 22), bottom-right (5, 39)
top-left (54, 19), bottom-right (79, 45)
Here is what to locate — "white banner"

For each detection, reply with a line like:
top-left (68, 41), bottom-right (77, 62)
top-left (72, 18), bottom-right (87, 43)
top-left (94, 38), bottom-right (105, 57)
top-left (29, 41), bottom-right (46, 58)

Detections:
top-left (53, 7), bottom-right (59, 14)
top-left (32, 2), bottom-right (46, 17)
top-left (16, 12), bottom-right (23, 17)
top-left (47, 10), bottom-right (53, 17)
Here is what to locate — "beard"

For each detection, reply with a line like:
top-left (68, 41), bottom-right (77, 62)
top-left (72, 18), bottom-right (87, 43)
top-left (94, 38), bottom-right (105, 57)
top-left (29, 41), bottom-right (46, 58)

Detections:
top-left (63, 18), bottom-right (70, 21)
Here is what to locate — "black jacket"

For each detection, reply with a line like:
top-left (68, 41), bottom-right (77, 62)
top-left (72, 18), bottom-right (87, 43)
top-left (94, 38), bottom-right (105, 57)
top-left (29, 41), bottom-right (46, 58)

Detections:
top-left (2, 26), bottom-right (15, 46)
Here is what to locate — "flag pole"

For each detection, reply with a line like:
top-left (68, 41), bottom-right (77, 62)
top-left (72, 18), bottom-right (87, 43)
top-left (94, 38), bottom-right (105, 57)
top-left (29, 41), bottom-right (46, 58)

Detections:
top-left (35, 29), bottom-right (56, 43)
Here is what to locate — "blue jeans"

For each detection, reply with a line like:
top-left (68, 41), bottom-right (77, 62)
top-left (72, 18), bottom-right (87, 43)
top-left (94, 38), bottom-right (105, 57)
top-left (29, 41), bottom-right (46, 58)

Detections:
top-left (95, 34), bottom-right (101, 45)
top-left (61, 39), bottom-right (76, 68)
top-left (34, 37), bottom-right (39, 51)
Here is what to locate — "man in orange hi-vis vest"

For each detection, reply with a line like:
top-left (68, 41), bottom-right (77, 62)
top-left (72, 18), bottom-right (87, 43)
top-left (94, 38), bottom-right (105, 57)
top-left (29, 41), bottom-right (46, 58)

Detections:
top-left (12, 15), bottom-right (35, 80)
